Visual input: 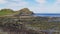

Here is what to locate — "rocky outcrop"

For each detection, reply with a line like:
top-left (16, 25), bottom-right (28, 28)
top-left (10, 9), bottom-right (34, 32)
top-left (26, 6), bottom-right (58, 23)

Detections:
top-left (0, 17), bottom-right (39, 34)
top-left (0, 16), bottom-right (60, 34)
top-left (18, 8), bottom-right (34, 16)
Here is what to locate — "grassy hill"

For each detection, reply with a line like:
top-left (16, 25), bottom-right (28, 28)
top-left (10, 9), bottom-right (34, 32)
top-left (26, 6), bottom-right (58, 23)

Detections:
top-left (0, 8), bottom-right (33, 16)
top-left (0, 11), bottom-right (13, 15)
top-left (0, 9), bottom-right (19, 16)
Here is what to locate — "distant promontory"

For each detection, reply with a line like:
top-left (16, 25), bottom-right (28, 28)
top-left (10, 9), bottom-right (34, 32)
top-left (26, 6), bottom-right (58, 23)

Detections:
top-left (0, 8), bottom-right (34, 16)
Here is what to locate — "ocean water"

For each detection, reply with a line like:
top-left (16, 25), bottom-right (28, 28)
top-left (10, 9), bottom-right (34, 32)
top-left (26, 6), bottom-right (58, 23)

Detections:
top-left (34, 13), bottom-right (60, 17)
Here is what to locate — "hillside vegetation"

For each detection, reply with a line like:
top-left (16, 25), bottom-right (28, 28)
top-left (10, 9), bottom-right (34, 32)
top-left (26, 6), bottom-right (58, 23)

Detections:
top-left (0, 9), bottom-right (14, 16)
top-left (0, 8), bottom-right (33, 16)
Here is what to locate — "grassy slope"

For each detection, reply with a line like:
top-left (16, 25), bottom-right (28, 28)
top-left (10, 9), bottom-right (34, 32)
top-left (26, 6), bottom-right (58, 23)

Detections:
top-left (0, 11), bottom-right (19, 16)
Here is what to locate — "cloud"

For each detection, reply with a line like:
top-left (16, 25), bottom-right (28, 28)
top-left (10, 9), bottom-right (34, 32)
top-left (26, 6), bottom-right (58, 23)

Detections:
top-left (2, 0), bottom-right (28, 10)
top-left (35, 0), bottom-right (46, 4)
top-left (47, 0), bottom-right (60, 13)
top-left (57, 0), bottom-right (60, 3)
top-left (7, 2), bottom-right (27, 7)
top-left (0, 0), bottom-right (8, 4)
top-left (11, 0), bottom-right (20, 1)
top-left (32, 0), bottom-right (60, 13)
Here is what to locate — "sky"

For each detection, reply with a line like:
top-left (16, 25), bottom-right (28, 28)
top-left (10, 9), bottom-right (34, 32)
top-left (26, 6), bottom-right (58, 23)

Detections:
top-left (0, 0), bottom-right (60, 13)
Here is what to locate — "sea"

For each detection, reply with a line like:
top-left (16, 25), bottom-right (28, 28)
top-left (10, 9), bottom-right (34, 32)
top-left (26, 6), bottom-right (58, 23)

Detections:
top-left (34, 13), bottom-right (60, 17)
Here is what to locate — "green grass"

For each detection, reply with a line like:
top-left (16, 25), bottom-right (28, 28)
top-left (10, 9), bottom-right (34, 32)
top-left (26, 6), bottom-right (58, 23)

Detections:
top-left (0, 11), bottom-right (13, 15)
top-left (0, 11), bottom-right (19, 16)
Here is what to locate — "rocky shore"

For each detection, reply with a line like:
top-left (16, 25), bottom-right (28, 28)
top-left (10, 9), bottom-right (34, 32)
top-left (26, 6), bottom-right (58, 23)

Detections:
top-left (0, 16), bottom-right (60, 34)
